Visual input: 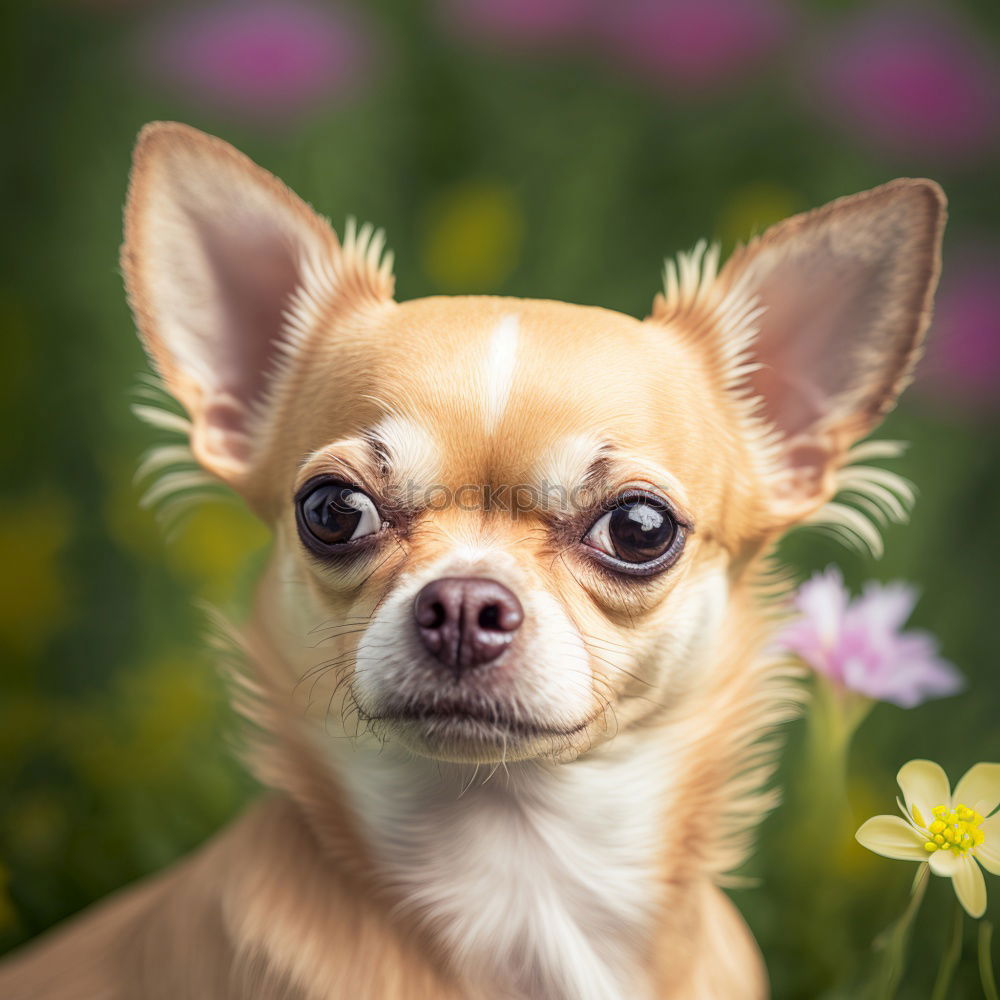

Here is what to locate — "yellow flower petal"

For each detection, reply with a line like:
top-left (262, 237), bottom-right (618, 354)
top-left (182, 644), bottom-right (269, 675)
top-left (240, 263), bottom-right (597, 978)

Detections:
top-left (897, 760), bottom-right (951, 825)
top-left (977, 815), bottom-right (1000, 875)
top-left (856, 815), bottom-right (928, 861)
top-left (953, 763), bottom-right (1000, 817)
top-left (951, 855), bottom-right (987, 918)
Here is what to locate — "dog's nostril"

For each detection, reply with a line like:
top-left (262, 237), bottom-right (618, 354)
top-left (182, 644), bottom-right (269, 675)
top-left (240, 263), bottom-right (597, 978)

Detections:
top-left (415, 598), bottom-right (447, 629)
top-left (478, 604), bottom-right (501, 630)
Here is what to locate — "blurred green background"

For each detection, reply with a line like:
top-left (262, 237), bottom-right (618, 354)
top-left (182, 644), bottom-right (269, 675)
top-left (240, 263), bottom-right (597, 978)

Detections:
top-left (1, 1), bottom-right (998, 996)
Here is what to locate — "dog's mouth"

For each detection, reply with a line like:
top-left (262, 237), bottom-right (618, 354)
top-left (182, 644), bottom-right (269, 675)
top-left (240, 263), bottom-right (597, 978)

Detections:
top-left (363, 696), bottom-right (593, 759)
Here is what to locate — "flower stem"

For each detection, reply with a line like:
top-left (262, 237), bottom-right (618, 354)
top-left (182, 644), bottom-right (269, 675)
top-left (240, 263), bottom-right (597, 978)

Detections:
top-left (873, 863), bottom-right (929, 1000)
top-left (798, 680), bottom-right (872, 852)
top-left (981, 921), bottom-right (999, 1000)
top-left (929, 901), bottom-right (963, 1000)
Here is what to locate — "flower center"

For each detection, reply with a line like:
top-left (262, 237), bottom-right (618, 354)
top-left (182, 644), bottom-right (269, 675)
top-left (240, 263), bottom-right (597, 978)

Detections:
top-left (914, 803), bottom-right (985, 855)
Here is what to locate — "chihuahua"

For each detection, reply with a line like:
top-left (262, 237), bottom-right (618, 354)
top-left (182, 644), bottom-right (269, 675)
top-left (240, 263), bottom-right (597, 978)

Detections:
top-left (0, 123), bottom-right (945, 999)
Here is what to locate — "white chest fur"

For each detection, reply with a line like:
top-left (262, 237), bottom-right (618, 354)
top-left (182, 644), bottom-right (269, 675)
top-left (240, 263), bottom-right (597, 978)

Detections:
top-left (336, 735), bottom-right (671, 1000)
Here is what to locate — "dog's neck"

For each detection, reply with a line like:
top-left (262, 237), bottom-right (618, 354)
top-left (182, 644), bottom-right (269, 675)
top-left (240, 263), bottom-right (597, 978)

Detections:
top-left (334, 731), bottom-right (672, 1000)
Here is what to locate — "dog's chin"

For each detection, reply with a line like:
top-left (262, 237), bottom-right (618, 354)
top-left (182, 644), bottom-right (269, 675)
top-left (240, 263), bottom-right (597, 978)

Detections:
top-left (363, 701), bottom-right (594, 764)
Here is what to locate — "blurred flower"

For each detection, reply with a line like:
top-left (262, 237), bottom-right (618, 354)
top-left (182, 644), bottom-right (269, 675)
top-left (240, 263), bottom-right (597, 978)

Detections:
top-left (165, 503), bottom-right (269, 601)
top-left (779, 567), bottom-right (963, 708)
top-left (420, 180), bottom-right (524, 292)
top-left (71, 652), bottom-right (219, 789)
top-left (439, 0), bottom-right (594, 49)
top-left (601, 0), bottom-right (792, 91)
top-left (919, 243), bottom-right (1000, 412)
top-left (145, 1), bottom-right (374, 121)
top-left (857, 759), bottom-right (1000, 917)
top-left (815, 8), bottom-right (999, 161)
top-left (715, 181), bottom-right (801, 250)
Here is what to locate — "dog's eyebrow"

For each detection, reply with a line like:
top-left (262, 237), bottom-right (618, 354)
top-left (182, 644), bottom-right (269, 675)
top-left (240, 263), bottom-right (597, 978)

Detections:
top-left (532, 435), bottom-right (611, 508)
top-left (364, 415), bottom-right (440, 494)
top-left (532, 435), bottom-right (693, 516)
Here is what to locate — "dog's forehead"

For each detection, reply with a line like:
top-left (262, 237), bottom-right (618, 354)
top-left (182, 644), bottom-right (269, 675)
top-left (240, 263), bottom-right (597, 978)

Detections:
top-left (363, 295), bottom-right (724, 484)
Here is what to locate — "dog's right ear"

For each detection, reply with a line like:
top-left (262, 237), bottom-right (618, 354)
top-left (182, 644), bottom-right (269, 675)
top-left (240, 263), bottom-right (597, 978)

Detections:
top-left (122, 122), bottom-right (393, 497)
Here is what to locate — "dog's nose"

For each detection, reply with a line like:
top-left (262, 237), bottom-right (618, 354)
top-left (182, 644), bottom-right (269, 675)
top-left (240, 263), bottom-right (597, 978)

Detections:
top-left (414, 577), bottom-right (523, 674)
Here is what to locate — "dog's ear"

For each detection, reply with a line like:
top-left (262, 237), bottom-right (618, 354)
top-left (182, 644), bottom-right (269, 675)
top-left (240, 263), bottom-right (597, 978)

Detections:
top-left (689, 179), bottom-right (944, 527)
top-left (122, 122), bottom-right (393, 494)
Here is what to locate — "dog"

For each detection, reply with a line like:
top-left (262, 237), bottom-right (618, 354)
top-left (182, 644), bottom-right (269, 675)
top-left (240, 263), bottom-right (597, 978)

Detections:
top-left (0, 122), bottom-right (945, 999)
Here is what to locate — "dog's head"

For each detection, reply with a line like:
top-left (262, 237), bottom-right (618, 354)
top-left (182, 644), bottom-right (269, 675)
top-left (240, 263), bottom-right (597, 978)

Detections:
top-left (123, 123), bottom-right (945, 763)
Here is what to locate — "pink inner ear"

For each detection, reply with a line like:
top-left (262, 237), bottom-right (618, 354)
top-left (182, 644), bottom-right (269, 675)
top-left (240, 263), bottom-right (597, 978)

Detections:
top-left (711, 179), bottom-right (946, 523)
top-left (747, 242), bottom-right (894, 440)
top-left (199, 397), bottom-right (257, 466)
top-left (193, 209), bottom-right (302, 427)
top-left (127, 125), bottom-right (347, 488)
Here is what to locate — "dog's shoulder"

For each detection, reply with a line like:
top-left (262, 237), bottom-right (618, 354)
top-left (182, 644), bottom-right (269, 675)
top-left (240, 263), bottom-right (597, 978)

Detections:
top-left (0, 808), bottom-right (245, 1000)
top-left (0, 798), bottom-right (462, 1000)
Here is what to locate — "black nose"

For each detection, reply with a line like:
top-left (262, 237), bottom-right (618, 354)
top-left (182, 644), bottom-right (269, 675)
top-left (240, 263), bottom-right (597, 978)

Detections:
top-left (414, 577), bottom-right (524, 674)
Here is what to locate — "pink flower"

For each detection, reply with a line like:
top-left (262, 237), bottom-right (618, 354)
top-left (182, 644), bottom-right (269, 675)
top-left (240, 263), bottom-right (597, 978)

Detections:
top-left (601, 0), bottom-right (792, 91)
top-left (918, 243), bottom-right (1000, 412)
top-left (438, 0), bottom-right (594, 49)
top-left (815, 8), bottom-right (999, 161)
top-left (144, 2), bottom-right (374, 121)
top-left (779, 567), bottom-right (963, 708)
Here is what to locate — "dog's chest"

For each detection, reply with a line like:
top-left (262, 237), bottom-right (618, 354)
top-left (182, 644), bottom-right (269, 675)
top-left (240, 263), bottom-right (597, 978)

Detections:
top-left (340, 744), bottom-right (668, 1000)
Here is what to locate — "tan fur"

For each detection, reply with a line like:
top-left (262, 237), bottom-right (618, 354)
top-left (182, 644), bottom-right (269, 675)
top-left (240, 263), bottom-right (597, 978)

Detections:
top-left (0, 123), bottom-right (946, 999)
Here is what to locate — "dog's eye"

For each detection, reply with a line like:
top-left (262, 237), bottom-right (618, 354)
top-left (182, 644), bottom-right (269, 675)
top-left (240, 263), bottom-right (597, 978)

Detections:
top-left (297, 482), bottom-right (382, 547)
top-left (583, 495), bottom-right (681, 569)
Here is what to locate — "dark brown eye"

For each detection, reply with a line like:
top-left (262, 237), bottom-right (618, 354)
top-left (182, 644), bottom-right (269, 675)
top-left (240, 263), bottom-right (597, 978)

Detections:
top-left (297, 482), bottom-right (381, 548)
top-left (583, 496), bottom-right (681, 569)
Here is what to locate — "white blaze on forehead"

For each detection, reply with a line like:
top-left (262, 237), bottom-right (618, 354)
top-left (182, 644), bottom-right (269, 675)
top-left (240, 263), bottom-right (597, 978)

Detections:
top-left (482, 313), bottom-right (520, 432)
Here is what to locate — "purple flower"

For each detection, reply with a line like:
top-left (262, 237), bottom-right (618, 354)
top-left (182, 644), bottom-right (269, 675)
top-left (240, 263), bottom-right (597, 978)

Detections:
top-left (814, 8), bottom-right (999, 161)
top-left (145, 2), bottom-right (374, 121)
top-left (779, 567), bottom-right (963, 708)
top-left (918, 243), bottom-right (1000, 412)
top-left (600, 0), bottom-right (792, 91)
top-left (438, 0), bottom-right (594, 49)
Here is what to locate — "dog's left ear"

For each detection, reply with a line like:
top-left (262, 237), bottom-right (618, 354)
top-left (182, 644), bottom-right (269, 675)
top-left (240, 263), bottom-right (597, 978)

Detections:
top-left (679, 179), bottom-right (945, 528)
top-left (122, 122), bottom-right (393, 499)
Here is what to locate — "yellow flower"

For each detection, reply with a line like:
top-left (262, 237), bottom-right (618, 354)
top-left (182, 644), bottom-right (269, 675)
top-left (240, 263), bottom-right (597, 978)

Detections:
top-left (420, 181), bottom-right (523, 293)
top-left (856, 759), bottom-right (1000, 917)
